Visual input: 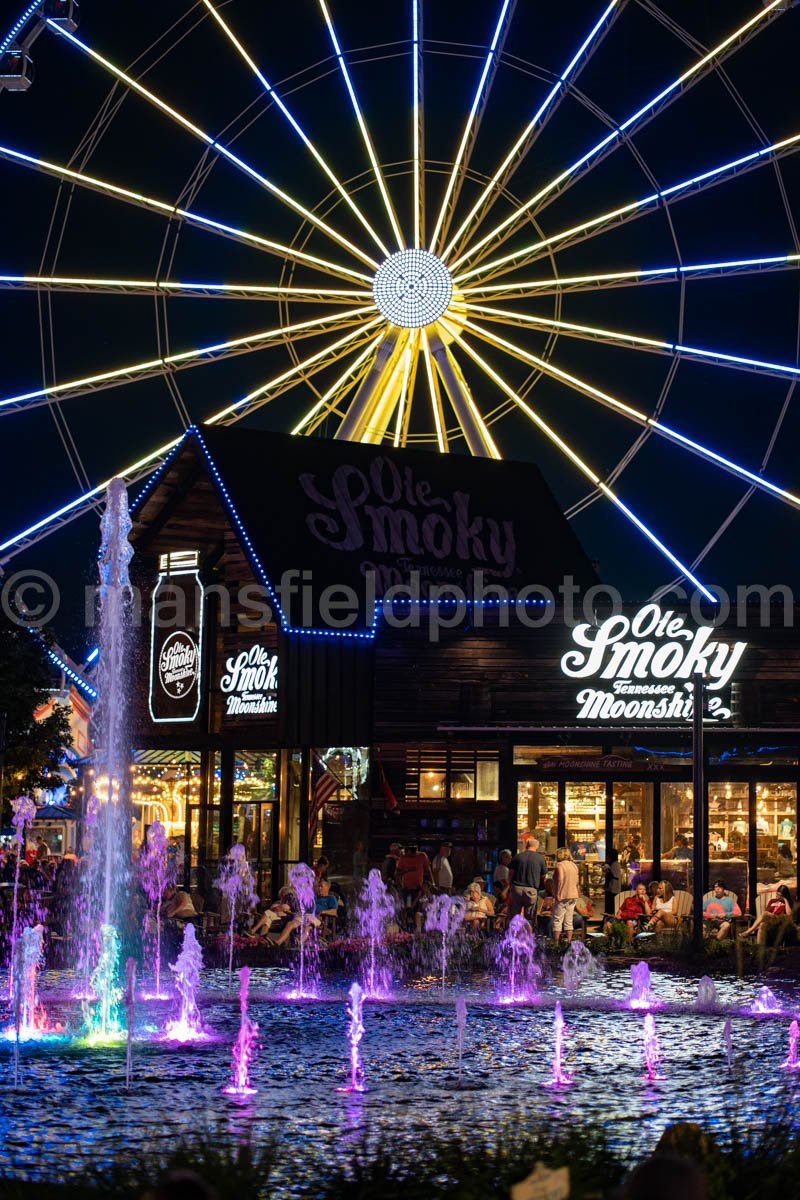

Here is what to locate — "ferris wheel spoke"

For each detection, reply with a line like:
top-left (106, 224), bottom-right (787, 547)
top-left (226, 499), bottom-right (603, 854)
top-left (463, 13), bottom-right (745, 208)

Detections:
top-left (428, 0), bottom-right (516, 257)
top-left (470, 303), bottom-right (800, 382)
top-left (0, 321), bottom-right (385, 562)
top-left (461, 315), bottom-right (800, 512)
top-left (333, 329), bottom-right (410, 442)
top-left (318, 0), bottom-right (405, 250)
top-left (460, 253), bottom-right (800, 300)
top-left (198, 0), bottom-right (390, 259)
top-left (0, 141), bottom-right (373, 284)
top-left (450, 0), bottom-right (791, 272)
top-left (393, 334), bottom-right (418, 448)
top-left (0, 274), bottom-right (373, 302)
top-left (412, 0), bottom-right (425, 249)
top-left (443, 326), bottom-right (716, 599)
top-left (420, 329), bottom-right (448, 452)
top-left (441, 0), bottom-right (622, 265)
top-left (429, 327), bottom-right (500, 458)
top-left (454, 129), bottom-right (800, 285)
top-left (210, 318), bottom-right (385, 425)
top-left (46, 21), bottom-right (378, 271)
top-left (292, 336), bottom-right (384, 434)
top-left (0, 307), bottom-right (376, 415)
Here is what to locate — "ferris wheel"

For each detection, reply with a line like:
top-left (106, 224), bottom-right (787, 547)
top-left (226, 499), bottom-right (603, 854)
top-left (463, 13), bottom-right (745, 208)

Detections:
top-left (1, 0), bottom-right (799, 600)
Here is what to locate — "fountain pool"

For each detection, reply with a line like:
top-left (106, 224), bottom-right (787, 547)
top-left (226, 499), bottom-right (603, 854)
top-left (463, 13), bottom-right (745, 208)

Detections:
top-left (1, 964), bottom-right (798, 1197)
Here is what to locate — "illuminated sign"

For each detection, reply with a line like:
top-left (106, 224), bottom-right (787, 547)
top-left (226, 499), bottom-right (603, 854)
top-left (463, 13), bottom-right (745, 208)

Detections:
top-left (219, 644), bottom-right (278, 717)
top-left (560, 604), bottom-right (747, 723)
top-left (149, 558), bottom-right (204, 724)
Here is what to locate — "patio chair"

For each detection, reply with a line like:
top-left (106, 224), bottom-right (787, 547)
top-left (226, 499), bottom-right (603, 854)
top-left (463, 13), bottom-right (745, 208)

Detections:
top-left (701, 888), bottom-right (745, 939)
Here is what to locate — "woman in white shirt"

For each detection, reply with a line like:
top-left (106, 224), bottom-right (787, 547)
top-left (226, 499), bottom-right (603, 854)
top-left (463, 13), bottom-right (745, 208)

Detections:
top-left (648, 880), bottom-right (678, 931)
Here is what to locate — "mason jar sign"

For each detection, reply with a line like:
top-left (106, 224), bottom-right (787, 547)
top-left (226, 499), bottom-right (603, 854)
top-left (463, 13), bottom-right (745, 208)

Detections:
top-left (148, 560), bottom-right (204, 723)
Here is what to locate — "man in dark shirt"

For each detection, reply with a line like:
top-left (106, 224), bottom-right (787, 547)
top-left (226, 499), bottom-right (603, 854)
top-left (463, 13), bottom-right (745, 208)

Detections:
top-left (508, 838), bottom-right (548, 920)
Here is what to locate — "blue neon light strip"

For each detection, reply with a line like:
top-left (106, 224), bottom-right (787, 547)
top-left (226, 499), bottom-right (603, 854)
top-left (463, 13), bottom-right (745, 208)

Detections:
top-left (47, 649), bottom-right (98, 700)
top-left (0, 2), bottom-right (41, 55)
top-left (85, 647), bottom-right (99, 664)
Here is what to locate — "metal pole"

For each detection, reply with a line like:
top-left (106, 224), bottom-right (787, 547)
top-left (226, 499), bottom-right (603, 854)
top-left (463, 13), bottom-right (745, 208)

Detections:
top-left (692, 672), bottom-right (705, 950)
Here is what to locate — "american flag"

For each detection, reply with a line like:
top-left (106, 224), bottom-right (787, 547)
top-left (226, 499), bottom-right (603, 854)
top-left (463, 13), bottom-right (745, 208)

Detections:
top-left (309, 754), bottom-right (343, 853)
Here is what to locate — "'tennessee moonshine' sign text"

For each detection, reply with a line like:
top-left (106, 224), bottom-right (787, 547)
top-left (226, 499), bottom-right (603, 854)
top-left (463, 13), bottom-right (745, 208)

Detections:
top-left (219, 644), bottom-right (278, 717)
top-left (560, 604), bottom-right (747, 723)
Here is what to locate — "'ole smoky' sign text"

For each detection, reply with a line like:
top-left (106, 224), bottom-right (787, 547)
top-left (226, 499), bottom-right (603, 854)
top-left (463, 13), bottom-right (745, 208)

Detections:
top-left (560, 604), bottom-right (747, 723)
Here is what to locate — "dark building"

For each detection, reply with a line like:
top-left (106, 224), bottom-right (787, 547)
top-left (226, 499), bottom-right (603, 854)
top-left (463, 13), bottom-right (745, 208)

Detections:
top-left (128, 425), bottom-right (800, 913)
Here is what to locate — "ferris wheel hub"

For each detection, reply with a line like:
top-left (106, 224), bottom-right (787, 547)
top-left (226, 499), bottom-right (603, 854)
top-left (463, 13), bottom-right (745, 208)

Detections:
top-left (372, 248), bottom-right (453, 329)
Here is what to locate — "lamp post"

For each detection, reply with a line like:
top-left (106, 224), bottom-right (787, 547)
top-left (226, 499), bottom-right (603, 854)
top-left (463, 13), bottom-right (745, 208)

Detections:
top-left (692, 671), bottom-right (705, 951)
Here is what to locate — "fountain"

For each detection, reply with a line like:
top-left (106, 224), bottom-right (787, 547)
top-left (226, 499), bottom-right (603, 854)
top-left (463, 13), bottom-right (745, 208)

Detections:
top-left (224, 966), bottom-right (258, 1096)
top-left (216, 844), bottom-right (258, 986)
top-left (642, 1013), bottom-right (664, 1081)
top-left (562, 941), bottom-right (599, 993)
top-left (337, 982), bottom-right (367, 1094)
top-left (8, 924), bottom-right (45, 1040)
top-left (76, 792), bottom-right (101, 1000)
top-left (353, 869), bottom-right (396, 998)
top-left (751, 986), bottom-right (782, 1014)
top-left (546, 1001), bottom-right (573, 1086)
top-left (137, 820), bottom-right (174, 999)
top-left (695, 975), bottom-right (719, 1011)
top-left (782, 1020), bottom-right (800, 1070)
top-left (124, 958), bottom-right (136, 1089)
top-left (497, 914), bottom-right (540, 1004)
top-left (87, 924), bottom-right (122, 1041)
top-left (455, 995), bottom-right (467, 1085)
top-left (628, 961), bottom-right (656, 1009)
top-left (723, 1017), bottom-right (734, 1069)
top-left (6, 795), bottom-right (37, 1001)
top-left (165, 924), bottom-right (208, 1042)
top-left (288, 862), bottom-right (320, 999)
top-left (425, 894), bottom-right (466, 992)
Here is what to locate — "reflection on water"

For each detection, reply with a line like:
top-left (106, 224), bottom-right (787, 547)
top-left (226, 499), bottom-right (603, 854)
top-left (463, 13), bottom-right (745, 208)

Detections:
top-left (0, 965), bottom-right (799, 1196)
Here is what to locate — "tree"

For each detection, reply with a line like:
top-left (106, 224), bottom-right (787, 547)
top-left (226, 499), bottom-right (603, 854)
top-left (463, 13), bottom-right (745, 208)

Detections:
top-left (0, 611), bottom-right (73, 810)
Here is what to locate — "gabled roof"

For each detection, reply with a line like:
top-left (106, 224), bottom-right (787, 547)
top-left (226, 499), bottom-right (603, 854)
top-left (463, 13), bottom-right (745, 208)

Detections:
top-left (131, 425), bottom-right (597, 637)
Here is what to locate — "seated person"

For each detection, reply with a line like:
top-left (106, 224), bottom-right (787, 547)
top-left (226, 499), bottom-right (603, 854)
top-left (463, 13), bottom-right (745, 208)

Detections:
top-left (414, 881), bottom-right (435, 932)
top-left (463, 882), bottom-right (494, 926)
top-left (647, 880), bottom-right (678, 932)
top-left (741, 885), bottom-right (793, 943)
top-left (163, 885), bottom-right (197, 921)
top-left (314, 878), bottom-right (339, 919)
top-left (703, 880), bottom-right (740, 940)
top-left (607, 883), bottom-right (652, 940)
top-left (573, 889), bottom-right (593, 933)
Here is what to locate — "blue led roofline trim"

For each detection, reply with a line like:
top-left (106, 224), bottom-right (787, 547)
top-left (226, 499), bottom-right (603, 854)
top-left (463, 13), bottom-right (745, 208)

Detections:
top-left (47, 649), bottom-right (98, 700)
top-left (0, 2), bottom-right (41, 54)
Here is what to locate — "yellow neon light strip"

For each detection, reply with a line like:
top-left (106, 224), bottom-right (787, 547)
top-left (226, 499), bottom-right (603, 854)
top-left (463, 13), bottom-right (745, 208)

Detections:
top-left (450, 0), bottom-right (789, 271)
top-left (198, 0), bottom-right (390, 258)
top-left (291, 337), bottom-right (382, 434)
top-left (318, 0), bottom-right (405, 250)
top-left (412, 0), bottom-right (424, 250)
top-left (421, 328), bottom-right (446, 452)
top-left (428, 0), bottom-right (514, 256)
top-left (0, 142), bottom-right (373, 284)
top-left (437, 333), bottom-right (501, 459)
top-left (394, 332), bottom-right (417, 447)
top-left (47, 22), bottom-right (378, 271)
top-left (0, 307), bottom-right (376, 410)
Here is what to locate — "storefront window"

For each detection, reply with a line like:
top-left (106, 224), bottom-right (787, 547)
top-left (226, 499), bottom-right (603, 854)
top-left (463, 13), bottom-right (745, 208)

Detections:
top-left (476, 760), bottom-right (499, 802)
top-left (660, 782), bottom-right (694, 892)
top-left (313, 747), bottom-right (369, 880)
top-left (613, 784), bottom-right (653, 863)
top-left (757, 783), bottom-right (796, 880)
top-left (407, 749), bottom-right (499, 803)
top-left (516, 780), bottom-right (557, 851)
top-left (420, 769), bottom-right (446, 800)
top-left (234, 751), bottom-right (277, 897)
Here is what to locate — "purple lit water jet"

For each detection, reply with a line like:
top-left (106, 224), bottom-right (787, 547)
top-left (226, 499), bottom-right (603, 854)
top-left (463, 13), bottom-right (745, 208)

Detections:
top-left (695, 975), bottom-right (719, 1011)
top-left (628, 961), bottom-right (656, 1010)
top-left (337, 982), bottom-right (366, 1093)
top-left (287, 862), bottom-right (320, 999)
top-left (751, 986), bottom-right (782, 1014)
top-left (137, 820), bottom-right (174, 1000)
top-left (216, 845), bottom-right (258, 988)
top-left (425, 894), bottom-right (466, 992)
top-left (354, 869), bottom-right (395, 998)
top-left (7, 795), bottom-right (36, 1002)
top-left (224, 966), bottom-right (258, 1096)
top-left (8, 924), bottom-right (45, 1042)
top-left (546, 1001), bottom-right (573, 1086)
top-left (124, 957), bottom-right (136, 1089)
top-left (496, 914), bottom-right (540, 1004)
top-left (782, 1020), bottom-right (800, 1070)
top-left (562, 941), bottom-right (599, 993)
top-left (642, 1013), bottom-right (665, 1081)
top-left (164, 924), bottom-right (208, 1042)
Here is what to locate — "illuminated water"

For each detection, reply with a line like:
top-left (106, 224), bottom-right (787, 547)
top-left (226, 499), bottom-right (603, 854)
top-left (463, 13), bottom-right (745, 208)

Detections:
top-left (1, 964), bottom-right (798, 1196)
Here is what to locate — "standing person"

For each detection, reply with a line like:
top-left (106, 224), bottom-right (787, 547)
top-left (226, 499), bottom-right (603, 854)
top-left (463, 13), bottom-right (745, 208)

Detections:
top-left (604, 847), bottom-right (622, 918)
top-left (508, 838), bottom-right (548, 920)
top-left (431, 841), bottom-right (453, 893)
top-left (381, 842), bottom-right (402, 885)
top-left (35, 835), bottom-right (49, 861)
top-left (552, 847), bottom-right (580, 944)
top-left (396, 843), bottom-right (433, 907)
top-left (492, 849), bottom-right (512, 896)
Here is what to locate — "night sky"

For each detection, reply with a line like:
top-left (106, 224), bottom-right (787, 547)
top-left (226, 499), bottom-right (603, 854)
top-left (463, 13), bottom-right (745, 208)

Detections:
top-left (1, 0), bottom-right (799, 655)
